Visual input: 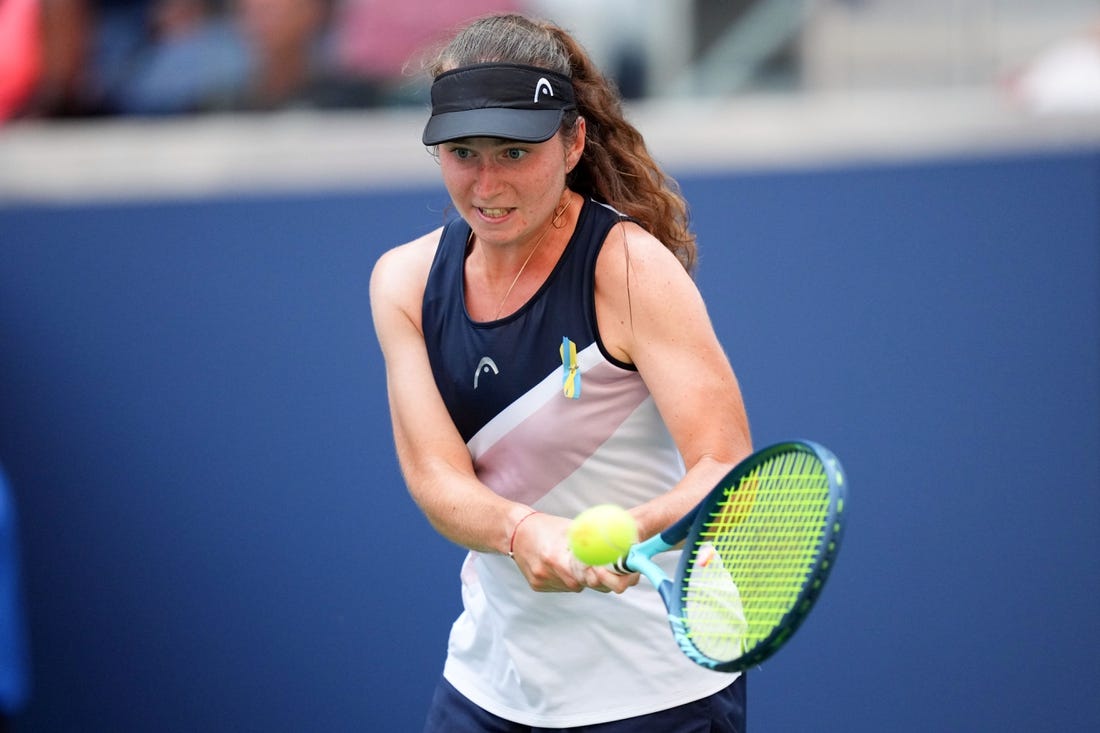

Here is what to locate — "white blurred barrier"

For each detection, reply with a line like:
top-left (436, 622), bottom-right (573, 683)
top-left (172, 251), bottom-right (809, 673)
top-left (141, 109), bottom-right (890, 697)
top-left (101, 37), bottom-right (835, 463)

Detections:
top-left (1, 88), bottom-right (1097, 205)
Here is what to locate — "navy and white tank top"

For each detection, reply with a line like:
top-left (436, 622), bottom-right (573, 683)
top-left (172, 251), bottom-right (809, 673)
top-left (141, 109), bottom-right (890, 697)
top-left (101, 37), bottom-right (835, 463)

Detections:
top-left (423, 196), bottom-right (628, 442)
top-left (418, 197), bottom-right (737, 727)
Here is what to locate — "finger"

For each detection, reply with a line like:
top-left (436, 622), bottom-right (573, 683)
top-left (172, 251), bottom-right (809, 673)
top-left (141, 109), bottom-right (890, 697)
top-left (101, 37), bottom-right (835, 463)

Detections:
top-left (592, 568), bottom-right (641, 594)
top-left (583, 567), bottom-right (612, 593)
top-left (518, 554), bottom-right (585, 593)
top-left (569, 554), bottom-right (588, 584)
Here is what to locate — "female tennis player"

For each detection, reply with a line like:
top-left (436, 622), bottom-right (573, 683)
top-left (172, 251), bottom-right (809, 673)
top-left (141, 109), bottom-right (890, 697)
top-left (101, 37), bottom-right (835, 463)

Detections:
top-left (370, 12), bottom-right (752, 731)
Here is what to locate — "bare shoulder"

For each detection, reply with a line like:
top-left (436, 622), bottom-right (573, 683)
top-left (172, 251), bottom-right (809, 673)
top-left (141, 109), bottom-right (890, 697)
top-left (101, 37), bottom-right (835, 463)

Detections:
top-left (596, 220), bottom-right (701, 312)
top-left (370, 227), bottom-right (444, 314)
top-left (595, 220), bottom-right (707, 364)
top-left (596, 220), bottom-right (693, 290)
top-left (371, 227), bottom-right (444, 286)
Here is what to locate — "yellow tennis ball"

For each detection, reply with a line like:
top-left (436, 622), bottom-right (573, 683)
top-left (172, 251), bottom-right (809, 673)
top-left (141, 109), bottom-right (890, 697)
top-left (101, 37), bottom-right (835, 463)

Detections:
top-left (568, 504), bottom-right (638, 566)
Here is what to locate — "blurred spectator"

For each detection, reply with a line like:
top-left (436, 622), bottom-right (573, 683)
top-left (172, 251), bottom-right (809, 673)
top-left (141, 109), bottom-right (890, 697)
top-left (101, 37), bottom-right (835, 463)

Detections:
top-left (93, 0), bottom-right (157, 109)
top-left (14, 0), bottom-right (384, 118)
top-left (11, 0), bottom-right (628, 118)
top-left (200, 0), bottom-right (378, 111)
top-left (10, 0), bottom-right (155, 117)
top-left (18, 0), bottom-right (97, 116)
top-left (331, 0), bottom-right (519, 105)
top-left (0, 0), bottom-right (42, 121)
top-left (112, 0), bottom-right (250, 115)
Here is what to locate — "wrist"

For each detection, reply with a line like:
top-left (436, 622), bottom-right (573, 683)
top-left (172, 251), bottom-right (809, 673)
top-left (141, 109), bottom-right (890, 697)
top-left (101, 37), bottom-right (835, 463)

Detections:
top-left (507, 509), bottom-right (540, 558)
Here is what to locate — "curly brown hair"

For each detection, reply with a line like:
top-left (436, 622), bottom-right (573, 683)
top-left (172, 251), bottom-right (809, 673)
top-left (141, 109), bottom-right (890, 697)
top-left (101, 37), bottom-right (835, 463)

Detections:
top-left (427, 13), bottom-right (697, 272)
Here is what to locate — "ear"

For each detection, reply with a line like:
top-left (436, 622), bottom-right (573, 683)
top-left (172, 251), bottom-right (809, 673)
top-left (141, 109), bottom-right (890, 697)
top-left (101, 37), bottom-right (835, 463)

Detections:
top-left (564, 116), bottom-right (587, 173)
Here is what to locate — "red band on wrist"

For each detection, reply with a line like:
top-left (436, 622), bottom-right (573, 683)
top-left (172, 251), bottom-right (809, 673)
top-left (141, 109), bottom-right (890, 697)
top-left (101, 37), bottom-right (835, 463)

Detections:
top-left (508, 510), bottom-right (540, 558)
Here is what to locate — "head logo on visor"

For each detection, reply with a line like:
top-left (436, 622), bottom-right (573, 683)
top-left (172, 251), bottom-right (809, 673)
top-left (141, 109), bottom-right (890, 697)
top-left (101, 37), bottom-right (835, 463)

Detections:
top-left (423, 63), bottom-right (576, 146)
top-left (534, 77), bottom-right (554, 102)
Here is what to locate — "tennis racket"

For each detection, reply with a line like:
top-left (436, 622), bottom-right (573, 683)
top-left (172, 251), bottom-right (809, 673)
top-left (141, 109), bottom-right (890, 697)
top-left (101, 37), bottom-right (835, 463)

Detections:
top-left (617, 440), bottom-right (846, 672)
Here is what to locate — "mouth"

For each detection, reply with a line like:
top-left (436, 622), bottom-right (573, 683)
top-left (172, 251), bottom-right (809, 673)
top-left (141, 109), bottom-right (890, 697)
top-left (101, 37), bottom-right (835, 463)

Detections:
top-left (477, 206), bottom-right (513, 220)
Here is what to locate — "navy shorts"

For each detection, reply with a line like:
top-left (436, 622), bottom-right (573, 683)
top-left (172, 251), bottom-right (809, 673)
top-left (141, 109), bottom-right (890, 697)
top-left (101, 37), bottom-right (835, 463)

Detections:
top-left (422, 673), bottom-right (746, 732)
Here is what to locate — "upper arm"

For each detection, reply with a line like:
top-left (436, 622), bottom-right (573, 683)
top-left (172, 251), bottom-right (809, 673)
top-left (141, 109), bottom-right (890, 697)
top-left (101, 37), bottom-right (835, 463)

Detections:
top-left (369, 231), bottom-right (477, 493)
top-left (594, 223), bottom-right (751, 470)
top-left (370, 232), bottom-right (548, 556)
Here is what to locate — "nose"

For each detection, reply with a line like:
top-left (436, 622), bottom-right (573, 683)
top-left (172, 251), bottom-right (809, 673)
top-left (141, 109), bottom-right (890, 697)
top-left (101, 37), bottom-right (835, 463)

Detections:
top-left (471, 157), bottom-right (504, 200)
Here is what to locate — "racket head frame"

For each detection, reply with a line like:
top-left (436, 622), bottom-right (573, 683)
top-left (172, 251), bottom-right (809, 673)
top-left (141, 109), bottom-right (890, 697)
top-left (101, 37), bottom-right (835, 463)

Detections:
top-left (655, 440), bottom-right (847, 672)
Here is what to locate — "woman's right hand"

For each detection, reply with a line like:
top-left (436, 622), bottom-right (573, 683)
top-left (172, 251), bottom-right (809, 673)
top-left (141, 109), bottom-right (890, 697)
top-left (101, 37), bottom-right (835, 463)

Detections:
top-left (509, 512), bottom-right (640, 594)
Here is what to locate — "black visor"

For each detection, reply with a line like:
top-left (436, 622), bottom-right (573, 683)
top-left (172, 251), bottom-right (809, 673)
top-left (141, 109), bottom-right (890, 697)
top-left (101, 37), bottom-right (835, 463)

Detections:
top-left (422, 63), bottom-right (576, 146)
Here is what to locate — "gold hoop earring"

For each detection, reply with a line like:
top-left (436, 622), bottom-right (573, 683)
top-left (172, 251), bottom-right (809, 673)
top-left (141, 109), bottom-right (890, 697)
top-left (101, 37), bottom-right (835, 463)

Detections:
top-left (553, 190), bottom-right (570, 229)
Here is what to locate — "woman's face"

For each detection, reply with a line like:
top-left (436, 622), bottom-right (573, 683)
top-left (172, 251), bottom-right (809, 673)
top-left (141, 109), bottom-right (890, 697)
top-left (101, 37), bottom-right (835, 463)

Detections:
top-left (437, 127), bottom-right (583, 249)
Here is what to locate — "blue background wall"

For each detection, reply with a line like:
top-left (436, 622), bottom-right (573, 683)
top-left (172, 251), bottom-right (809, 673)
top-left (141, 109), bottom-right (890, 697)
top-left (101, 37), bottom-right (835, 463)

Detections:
top-left (1, 146), bottom-right (1098, 731)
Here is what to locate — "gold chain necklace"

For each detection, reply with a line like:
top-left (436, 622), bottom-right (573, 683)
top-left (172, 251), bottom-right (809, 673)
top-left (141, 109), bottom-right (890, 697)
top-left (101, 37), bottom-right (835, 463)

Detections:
top-left (490, 192), bottom-right (571, 320)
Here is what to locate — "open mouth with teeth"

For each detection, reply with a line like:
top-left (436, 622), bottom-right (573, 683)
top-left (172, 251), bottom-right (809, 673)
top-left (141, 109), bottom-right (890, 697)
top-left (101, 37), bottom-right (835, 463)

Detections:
top-left (478, 207), bottom-right (512, 219)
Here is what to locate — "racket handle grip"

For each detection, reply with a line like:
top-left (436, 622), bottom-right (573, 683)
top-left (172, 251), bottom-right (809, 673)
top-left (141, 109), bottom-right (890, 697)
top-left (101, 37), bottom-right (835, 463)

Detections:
top-left (621, 536), bottom-right (677, 607)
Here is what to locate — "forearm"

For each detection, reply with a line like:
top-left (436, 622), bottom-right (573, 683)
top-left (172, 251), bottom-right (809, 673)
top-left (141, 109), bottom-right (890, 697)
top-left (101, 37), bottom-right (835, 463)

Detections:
top-left (401, 453), bottom-right (535, 555)
top-left (629, 453), bottom-right (746, 540)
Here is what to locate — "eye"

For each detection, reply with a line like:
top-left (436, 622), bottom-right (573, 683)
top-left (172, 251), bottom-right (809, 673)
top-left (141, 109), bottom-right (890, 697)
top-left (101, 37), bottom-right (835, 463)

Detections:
top-left (444, 145), bottom-right (473, 160)
top-left (505, 148), bottom-right (528, 160)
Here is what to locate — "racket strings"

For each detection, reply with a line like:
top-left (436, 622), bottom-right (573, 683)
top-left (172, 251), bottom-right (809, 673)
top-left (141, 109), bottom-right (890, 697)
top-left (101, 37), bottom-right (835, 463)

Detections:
top-left (680, 450), bottom-right (831, 662)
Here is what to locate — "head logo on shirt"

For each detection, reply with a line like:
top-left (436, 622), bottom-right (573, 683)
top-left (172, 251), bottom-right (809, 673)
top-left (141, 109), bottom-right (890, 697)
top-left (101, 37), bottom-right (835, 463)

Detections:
top-left (473, 356), bottom-right (499, 389)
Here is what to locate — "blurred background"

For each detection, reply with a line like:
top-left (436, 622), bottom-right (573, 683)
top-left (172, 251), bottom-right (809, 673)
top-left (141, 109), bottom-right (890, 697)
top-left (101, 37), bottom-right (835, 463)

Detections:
top-left (2, 1), bottom-right (1099, 731)
top-left (2, 0), bottom-right (1100, 120)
